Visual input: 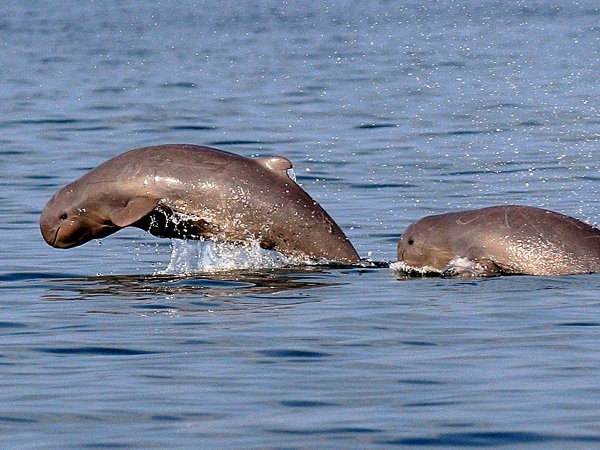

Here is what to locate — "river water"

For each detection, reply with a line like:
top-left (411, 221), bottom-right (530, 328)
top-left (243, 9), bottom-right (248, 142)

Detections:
top-left (1, 1), bottom-right (599, 448)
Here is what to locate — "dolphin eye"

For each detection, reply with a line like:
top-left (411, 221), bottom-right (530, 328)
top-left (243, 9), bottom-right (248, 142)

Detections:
top-left (407, 238), bottom-right (414, 245)
top-left (59, 213), bottom-right (68, 221)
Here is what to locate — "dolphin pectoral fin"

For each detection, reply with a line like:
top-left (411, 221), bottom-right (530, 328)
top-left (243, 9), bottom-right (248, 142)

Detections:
top-left (109, 196), bottom-right (160, 228)
top-left (255, 156), bottom-right (293, 176)
top-left (441, 257), bottom-right (503, 278)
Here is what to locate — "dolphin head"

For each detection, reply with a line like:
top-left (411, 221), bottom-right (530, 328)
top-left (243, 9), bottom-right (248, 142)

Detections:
top-left (39, 182), bottom-right (117, 248)
top-left (40, 173), bottom-right (161, 249)
top-left (396, 216), bottom-right (455, 271)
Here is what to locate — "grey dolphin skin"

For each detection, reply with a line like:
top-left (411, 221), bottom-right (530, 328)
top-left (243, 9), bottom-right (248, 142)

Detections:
top-left (40, 144), bottom-right (360, 264)
top-left (397, 205), bottom-right (600, 276)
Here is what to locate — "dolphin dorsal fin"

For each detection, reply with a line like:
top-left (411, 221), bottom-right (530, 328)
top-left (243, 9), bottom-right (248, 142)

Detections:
top-left (255, 156), bottom-right (293, 176)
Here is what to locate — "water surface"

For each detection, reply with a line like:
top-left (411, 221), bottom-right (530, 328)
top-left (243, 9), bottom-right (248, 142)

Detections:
top-left (1, 1), bottom-right (599, 448)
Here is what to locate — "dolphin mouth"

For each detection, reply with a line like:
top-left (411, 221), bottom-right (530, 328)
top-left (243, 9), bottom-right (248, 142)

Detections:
top-left (40, 224), bottom-right (60, 247)
top-left (44, 226), bottom-right (76, 249)
top-left (46, 226), bottom-right (60, 247)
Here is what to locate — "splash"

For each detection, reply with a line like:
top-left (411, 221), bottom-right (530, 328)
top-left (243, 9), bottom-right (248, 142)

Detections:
top-left (162, 238), bottom-right (297, 274)
top-left (286, 167), bottom-right (297, 182)
top-left (389, 261), bottom-right (442, 277)
top-left (390, 258), bottom-right (499, 278)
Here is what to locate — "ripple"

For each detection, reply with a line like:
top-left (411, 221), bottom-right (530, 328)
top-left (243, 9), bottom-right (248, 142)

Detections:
top-left (258, 349), bottom-right (331, 359)
top-left (398, 379), bottom-right (445, 385)
top-left (270, 426), bottom-right (381, 436)
top-left (517, 120), bottom-right (544, 127)
top-left (57, 125), bottom-right (114, 132)
top-left (92, 86), bottom-right (125, 94)
top-left (404, 400), bottom-right (458, 407)
top-left (206, 139), bottom-right (267, 146)
top-left (150, 415), bottom-right (181, 422)
top-left (354, 123), bottom-right (397, 129)
top-left (381, 431), bottom-right (600, 446)
top-left (36, 347), bottom-right (158, 356)
top-left (420, 129), bottom-right (491, 137)
top-left (169, 125), bottom-right (218, 131)
top-left (0, 321), bottom-right (27, 329)
top-left (162, 82), bottom-right (197, 89)
top-left (131, 304), bottom-right (176, 310)
top-left (400, 340), bottom-right (437, 346)
top-left (0, 416), bottom-right (37, 424)
top-left (0, 272), bottom-right (80, 282)
top-left (350, 182), bottom-right (418, 189)
top-left (279, 400), bottom-right (335, 408)
top-left (12, 118), bottom-right (79, 125)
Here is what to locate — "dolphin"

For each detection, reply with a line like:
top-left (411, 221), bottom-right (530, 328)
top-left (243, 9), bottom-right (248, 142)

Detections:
top-left (40, 144), bottom-right (360, 264)
top-left (397, 205), bottom-right (600, 276)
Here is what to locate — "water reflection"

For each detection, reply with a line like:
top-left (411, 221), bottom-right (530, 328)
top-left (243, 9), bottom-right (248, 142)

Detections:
top-left (41, 267), bottom-right (341, 308)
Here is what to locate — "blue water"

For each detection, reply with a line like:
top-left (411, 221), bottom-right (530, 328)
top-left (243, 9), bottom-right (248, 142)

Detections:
top-left (1, 1), bottom-right (600, 448)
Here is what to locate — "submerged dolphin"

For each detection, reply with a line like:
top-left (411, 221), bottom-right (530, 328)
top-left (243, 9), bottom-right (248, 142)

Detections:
top-left (397, 205), bottom-right (600, 276)
top-left (40, 144), bottom-right (360, 264)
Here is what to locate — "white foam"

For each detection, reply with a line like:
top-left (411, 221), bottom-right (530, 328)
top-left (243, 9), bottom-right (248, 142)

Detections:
top-left (389, 260), bottom-right (442, 275)
top-left (447, 257), bottom-right (480, 271)
top-left (445, 257), bottom-right (496, 277)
